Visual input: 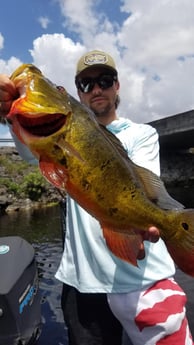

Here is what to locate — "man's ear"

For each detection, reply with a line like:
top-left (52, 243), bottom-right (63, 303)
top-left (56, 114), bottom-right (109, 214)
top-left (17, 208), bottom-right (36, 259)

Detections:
top-left (116, 80), bottom-right (120, 91)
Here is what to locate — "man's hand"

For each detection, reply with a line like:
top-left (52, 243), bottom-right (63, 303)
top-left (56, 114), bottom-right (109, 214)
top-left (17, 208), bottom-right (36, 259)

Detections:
top-left (135, 226), bottom-right (160, 260)
top-left (0, 74), bottom-right (18, 117)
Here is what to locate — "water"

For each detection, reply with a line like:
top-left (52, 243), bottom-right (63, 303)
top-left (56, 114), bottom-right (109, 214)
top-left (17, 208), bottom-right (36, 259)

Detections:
top-left (0, 194), bottom-right (194, 343)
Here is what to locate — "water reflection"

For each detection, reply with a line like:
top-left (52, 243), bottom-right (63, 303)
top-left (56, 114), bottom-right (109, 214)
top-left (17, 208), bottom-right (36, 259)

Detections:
top-left (35, 241), bottom-right (68, 345)
top-left (0, 205), bottom-right (63, 243)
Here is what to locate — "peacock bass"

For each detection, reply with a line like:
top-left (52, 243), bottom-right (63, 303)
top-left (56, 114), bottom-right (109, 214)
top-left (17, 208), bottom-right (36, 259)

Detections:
top-left (6, 64), bottom-right (194, 276)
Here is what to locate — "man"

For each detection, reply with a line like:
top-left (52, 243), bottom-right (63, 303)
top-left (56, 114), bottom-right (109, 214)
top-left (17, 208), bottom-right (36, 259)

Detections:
top-left (56, 50), bottom-right (194, 345)
top-left (0, 50), bottom-right (193, 345)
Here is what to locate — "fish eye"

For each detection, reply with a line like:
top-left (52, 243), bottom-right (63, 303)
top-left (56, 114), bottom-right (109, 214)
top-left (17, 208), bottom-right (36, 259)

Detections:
top-left (182, 222), bottom-right (189, 231)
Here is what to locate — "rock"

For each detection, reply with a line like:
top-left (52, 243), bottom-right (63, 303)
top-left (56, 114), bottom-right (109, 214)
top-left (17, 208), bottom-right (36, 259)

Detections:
top-left (0, 197), bottom-right (12, 215)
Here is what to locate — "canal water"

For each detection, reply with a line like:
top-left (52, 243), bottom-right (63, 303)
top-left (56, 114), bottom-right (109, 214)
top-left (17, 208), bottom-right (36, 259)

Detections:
top-left (0, 190), bottom-right (194, 343)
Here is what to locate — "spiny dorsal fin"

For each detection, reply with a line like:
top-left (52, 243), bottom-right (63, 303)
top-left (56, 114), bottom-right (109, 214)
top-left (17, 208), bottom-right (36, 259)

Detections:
top-left (99, 124), bottom-right (130, 161)
top-left (99, 124), bottom-right (184, 210)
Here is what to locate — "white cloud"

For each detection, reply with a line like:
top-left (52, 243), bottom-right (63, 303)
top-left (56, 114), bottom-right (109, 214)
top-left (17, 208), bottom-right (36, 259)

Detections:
top-left (115, 0), bottom-right (194, 120)
top-left (49, 0), bottom-right (194, 121)
top-left (0, 33), bottom-right (4, 50)
top-left (38, 16), bottom-right (51, 29)
top-left (0, 56), bottom-right (23, 75)
top-left (29, 33), bottom-right (84, 97)
top-left (58, 0), bottom-right (99, 39)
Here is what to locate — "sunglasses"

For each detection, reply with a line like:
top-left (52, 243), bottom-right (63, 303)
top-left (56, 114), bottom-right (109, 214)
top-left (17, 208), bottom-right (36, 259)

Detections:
top-left (76, 74), bottom-right (117, 93)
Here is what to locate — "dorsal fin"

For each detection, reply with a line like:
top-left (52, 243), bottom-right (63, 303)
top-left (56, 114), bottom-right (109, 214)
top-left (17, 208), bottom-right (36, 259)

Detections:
top-left (132, 163), bottom-right (184, 210)
top-left (99, 124), bottom-right (184, 210)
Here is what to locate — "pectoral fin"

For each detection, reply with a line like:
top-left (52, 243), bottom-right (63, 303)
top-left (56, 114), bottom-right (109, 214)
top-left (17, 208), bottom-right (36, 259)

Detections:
top-left (57, 137), bottom-right (84, 162)
top-left (101, 225), bottom-right (143, 266)
top-left (39, 159), bottom-right (69, 190)
top-left (99, 124), bottom-right (184, 211)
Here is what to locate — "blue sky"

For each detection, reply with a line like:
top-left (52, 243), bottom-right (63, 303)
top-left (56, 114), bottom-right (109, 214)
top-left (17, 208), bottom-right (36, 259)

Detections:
top-left (0, 0), bottom-right (66, 61)
top-left (1, 0), bottom-right (194, 143)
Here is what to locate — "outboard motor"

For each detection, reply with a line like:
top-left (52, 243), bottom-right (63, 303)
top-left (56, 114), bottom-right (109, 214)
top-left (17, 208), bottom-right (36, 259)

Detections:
top-left (0, 236), bottom-right (42, 345)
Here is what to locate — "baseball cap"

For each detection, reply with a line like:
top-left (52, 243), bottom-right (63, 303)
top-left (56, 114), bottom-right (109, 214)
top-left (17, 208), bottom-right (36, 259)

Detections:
top-left (75, 50), bottom-right (117, 76)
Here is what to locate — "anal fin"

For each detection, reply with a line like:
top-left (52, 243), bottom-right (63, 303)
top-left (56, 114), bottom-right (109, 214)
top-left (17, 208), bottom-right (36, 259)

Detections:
top-left (101, 225), bottom-right (142, 267)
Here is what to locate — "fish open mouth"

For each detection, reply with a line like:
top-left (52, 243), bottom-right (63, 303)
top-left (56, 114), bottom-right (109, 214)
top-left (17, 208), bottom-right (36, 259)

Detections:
top-left (17, 113), bottom-right (66, 137)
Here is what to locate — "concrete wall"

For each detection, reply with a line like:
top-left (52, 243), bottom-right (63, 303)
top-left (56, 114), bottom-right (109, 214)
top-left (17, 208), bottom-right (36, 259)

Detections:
top-left (159, 149), bottom-right (194, 207)
top-left (160, 150), bottom-right (194, 184)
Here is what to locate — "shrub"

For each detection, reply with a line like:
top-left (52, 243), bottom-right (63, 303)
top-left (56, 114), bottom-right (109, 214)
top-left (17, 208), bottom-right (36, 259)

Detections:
top-left (22, 172), bottom-right (48, 201)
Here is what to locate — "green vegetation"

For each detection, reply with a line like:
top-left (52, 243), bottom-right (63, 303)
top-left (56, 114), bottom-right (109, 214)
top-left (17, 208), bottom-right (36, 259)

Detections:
top-left (0, 155), bottom-right (29, 174)
top-left (0, 150), bottom-right (52, 202)
top-left (22, 172), bottom-right (48, 201)
top-left (0, 167), bottom-right (49, 201)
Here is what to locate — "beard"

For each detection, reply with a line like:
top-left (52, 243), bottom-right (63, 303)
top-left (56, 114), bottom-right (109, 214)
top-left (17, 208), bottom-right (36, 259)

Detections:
top-left (91, 100), bottom-right (115, 118)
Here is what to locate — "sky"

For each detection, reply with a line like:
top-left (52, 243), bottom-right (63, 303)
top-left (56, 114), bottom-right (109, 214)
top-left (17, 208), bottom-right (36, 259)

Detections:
top-left (1, 0), bottom-right (194, 143)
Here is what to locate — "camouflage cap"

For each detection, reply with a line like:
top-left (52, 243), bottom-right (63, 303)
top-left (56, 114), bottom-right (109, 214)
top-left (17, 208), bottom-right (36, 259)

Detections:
top-left (75, 50), bottom-right (117, 76)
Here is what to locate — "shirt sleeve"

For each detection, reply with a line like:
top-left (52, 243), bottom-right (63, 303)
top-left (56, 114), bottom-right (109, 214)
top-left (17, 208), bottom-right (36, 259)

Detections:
top-left (121, 124), bottom-right (160, 176)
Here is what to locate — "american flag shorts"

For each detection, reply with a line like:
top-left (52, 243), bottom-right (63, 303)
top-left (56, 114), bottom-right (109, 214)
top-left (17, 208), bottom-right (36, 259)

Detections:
top-left (107, 278), bottom-right (193, 345)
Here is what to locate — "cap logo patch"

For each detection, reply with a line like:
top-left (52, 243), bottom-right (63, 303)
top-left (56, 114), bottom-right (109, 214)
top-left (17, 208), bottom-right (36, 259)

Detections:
top-left (84, 53), bottom-right (108, 66)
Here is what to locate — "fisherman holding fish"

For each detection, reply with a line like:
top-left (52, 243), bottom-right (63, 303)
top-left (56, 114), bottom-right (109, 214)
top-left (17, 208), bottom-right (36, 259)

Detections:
top-left (0, 50), bottom-right (193, 345)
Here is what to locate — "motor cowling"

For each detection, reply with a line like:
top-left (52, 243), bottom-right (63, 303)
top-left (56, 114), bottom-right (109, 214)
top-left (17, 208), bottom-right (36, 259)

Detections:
top-left (0, 236), bottom-right (41, 345)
